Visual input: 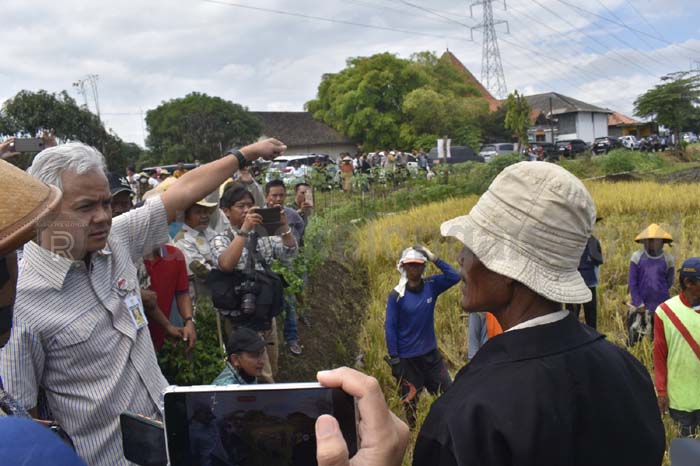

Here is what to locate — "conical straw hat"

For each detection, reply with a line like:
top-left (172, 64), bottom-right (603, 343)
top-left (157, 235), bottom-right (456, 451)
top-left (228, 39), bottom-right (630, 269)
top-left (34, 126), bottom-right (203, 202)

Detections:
top-left (634, 223), bottom-right (673, 243)
top-left (0, 160), bottom-right (61, 255)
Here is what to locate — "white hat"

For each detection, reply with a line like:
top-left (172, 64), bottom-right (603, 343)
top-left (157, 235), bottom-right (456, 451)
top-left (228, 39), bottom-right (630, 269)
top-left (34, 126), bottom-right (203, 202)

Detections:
top-left (440, 161), bottom-right (595, 304)
top-left (399, 247), bottom-right (427, 265)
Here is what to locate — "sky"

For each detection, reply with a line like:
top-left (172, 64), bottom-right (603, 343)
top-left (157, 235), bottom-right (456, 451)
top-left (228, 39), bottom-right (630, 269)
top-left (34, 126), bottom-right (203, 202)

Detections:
top-left (2, 0), bottom-right (698, 147)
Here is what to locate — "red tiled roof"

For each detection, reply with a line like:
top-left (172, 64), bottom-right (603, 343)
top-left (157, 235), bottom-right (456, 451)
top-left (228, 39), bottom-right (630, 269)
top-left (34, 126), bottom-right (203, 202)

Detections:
top-left (608, 111), bottom-right (640, 126)
top-left (441, 50), bottom-right (501, 112)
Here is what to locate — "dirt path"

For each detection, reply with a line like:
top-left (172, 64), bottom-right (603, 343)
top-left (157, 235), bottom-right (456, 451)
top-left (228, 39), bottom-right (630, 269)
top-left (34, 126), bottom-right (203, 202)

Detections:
top-left (275, 258), bottom-right (368, 382)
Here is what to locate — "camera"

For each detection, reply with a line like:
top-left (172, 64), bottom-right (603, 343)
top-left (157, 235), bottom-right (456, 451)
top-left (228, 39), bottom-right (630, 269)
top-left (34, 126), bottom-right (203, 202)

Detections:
top-left (234, 277), bottom-right (259, 315)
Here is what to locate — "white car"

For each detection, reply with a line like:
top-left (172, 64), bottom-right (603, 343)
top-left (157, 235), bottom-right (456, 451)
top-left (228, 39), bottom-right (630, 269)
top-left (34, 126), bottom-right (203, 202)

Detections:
top-left (683, 132), bottom-right (698, 143)
top-left (620, 135), bottom-right (640, 150)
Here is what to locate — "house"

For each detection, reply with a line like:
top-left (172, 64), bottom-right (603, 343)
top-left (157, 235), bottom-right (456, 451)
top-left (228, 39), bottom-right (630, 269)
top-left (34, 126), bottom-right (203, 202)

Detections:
top-left (524, 92), bottom-right (611, 144)
top-left (441, 50), bottom-right (501, 112)
top-left (252, 111), bottom-right (356, 160)
top-left (608, 111), bottom-right (654, 139)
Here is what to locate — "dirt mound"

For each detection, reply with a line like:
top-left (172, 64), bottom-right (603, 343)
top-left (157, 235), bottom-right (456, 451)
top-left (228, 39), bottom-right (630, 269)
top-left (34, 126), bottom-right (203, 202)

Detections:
top-left (657, 167), bottom-right (700, 183)
top-left (275, 258), bottom-right (368, 382)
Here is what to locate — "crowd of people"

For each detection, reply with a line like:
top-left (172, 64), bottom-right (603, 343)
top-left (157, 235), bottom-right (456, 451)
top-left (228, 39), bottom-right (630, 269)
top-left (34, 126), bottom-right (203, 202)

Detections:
top-left (1, 135), bottom-right (699, 466)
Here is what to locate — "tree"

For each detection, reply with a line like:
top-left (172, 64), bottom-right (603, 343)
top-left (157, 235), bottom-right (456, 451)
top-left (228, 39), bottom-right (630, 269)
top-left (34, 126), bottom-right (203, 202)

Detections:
top-left (504, 90), bottom-right (531, 148)
top-left (145, 92), bottom-right (262, 164)
top-left (306, 51), bottom-right (490, 151)
top-left (0, 90), bottom-right (132, 171)
top-left (634, 72), bottom-right (700, 152)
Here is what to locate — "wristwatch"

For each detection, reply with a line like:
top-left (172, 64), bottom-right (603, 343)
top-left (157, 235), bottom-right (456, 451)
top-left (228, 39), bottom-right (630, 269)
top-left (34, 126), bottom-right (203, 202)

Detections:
top-left (228, 149), bottom-right (249, 169)
top-left (183, 317), bottom-right (196, 326)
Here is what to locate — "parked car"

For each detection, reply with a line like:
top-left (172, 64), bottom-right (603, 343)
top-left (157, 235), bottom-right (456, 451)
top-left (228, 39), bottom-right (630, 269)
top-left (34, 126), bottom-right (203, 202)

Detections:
top-left (556, 139), bottom-right (588, 158)
top-left (619, 135), bottom-right (641, 150)
top-left (142, 162), bottom-right (197, 175)
top-left (640, 135), bottom-right (669, 152)
top-left (522, 142), bottom-right (558, 161)
top-left (264, 154), bottom-right (332, 184)
top-left (592, 136), bottom-right (622, 155)
top-left (683, 132), bottom-right (698, 143)
top-left (428, 146), bottom-right (484, 164)
top-left (478, 142), bottom-right (517, 162)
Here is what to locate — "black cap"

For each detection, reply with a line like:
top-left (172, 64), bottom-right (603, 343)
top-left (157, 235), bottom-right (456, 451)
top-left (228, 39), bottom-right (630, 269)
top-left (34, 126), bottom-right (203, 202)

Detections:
top-left (107, 172), bottom-right (133, 196)
top-left (226, 327), bottom-right (268, 355)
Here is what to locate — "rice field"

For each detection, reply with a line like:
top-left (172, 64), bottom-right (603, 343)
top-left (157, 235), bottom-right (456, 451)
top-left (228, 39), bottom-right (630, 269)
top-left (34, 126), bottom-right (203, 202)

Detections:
top-left (353, 180), bottom-right (700, 465)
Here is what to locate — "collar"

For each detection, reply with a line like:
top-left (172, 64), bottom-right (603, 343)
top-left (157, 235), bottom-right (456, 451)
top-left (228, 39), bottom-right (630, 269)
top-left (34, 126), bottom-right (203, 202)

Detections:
top-left (507, 310), bottom-right (570, 332)
top-left (678, 292), bottom-right (700, 312)
top-left (468, 314), bottom-right (604, 370)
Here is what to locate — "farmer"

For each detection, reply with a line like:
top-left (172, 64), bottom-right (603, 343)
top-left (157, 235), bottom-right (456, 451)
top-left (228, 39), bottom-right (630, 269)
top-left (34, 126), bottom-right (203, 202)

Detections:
top-left (654, 257), bottom-right (700, 437)
top-left (384, 246), bottom-right (460, 425)
top-left (628, 223), bottom-right (675, 344)
top-left (314, 162), bottom-right (664, 466)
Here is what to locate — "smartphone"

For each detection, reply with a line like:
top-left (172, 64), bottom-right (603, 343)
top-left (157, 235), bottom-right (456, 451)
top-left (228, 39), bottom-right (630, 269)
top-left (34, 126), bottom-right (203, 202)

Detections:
top-left (255, 207), bottom-right (282, 236)
top-left (119, 412), bottom-right (168, 466)
top-left (304, 188), bottom-right (314, 207)
top-left (163, 383), bottom-right (358, 466)
top-left (13, 137), bottom-right (45, 153)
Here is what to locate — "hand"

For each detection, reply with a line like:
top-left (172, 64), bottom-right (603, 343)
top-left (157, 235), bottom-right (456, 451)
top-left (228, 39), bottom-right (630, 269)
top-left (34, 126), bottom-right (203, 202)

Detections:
top-left (165, 323), bottom-right (184, 340)
top-left (41, 128), bottom-right (57, 148)
top-left (657, 394), bottom-right (669, 415)
top-left (315, 367), bottom-right (409, 466)
top-left (242, 207), bottom-right (263, 233)
top-left (413, 245), bottom-right (437, 262)
top-left (277, 205), bottom-right (289, 227)
top-left (182, 321), bottom-right (197, 353)
top-left (140, 289), bottom-right (158, 311)
top-left (240, 138), bottom-right (286, 162)
top-left (0, 137), bottom-right (19, 160)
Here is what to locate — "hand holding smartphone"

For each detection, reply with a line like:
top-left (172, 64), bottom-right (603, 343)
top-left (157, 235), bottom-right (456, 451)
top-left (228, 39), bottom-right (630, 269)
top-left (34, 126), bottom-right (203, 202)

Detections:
top-left (163, 383), bottom-right (358, 466)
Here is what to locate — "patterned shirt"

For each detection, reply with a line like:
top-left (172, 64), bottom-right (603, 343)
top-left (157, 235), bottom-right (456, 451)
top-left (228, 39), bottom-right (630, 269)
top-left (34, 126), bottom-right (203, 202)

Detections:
top-left (173, 224), bottom-right (218, 275)
top-left (210, 227), bottom-right (297, 272)
top-left (0, 197), bottom-right (170, 466)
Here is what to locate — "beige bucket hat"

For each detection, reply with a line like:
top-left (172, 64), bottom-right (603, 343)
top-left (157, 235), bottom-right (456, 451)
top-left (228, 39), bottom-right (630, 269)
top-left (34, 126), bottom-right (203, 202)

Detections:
top-left (440, 161), bottom-right (596, 304)
top-left (0, 159), bottom-right (62, 255)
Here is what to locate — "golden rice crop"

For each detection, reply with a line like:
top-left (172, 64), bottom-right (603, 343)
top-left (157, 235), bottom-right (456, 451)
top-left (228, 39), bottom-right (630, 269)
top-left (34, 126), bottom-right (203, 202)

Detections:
top-left (354, 181), bottom-right (700, 465)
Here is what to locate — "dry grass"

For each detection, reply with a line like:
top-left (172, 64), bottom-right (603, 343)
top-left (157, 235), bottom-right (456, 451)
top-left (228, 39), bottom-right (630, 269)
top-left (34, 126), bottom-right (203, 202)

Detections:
top-left (353, 181), bottom-right (700, 465)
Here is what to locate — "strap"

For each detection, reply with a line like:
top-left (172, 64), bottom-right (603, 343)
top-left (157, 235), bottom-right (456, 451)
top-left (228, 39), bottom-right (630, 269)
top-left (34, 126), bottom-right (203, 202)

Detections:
top-left (659, 302), bottom-right (700, 361)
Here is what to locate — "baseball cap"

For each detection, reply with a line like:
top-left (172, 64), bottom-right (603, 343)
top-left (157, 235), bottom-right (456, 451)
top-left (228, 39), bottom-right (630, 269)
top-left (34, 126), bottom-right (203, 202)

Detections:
top-left (107, 172), bottom-right (133, 196)
top-left (679, 258), bottom-right (700, 279)
top-left (225, 327), bottom-right (268, 355)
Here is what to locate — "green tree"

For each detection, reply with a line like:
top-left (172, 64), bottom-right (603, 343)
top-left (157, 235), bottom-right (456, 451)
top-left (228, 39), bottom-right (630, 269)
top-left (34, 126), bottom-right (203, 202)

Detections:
top-left (0, 90), bottom-right (132, 171)
top-left (634, 72), bottom-right (700, 152)
top-left (504, 90), bottom-right (531, 148)
top-left (145, 92), bottom-right (262, 164)
top-left (306, 51), bottom-right (489, 151)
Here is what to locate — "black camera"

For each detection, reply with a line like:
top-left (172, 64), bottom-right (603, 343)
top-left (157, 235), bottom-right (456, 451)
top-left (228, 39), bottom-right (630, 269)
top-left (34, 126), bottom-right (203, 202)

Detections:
top-left (234, 277), bottom-right (259, 315)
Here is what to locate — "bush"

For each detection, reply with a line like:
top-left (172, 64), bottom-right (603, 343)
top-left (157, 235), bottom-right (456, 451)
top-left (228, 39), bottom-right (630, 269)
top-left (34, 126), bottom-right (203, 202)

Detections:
top-left (600, 150), bottom-right (636, 175)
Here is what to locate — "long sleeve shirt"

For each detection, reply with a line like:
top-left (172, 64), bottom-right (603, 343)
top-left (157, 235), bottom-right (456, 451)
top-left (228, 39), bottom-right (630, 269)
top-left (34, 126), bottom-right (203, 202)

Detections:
top-left (628, 250), bottom-right (674, 311)
top-left (385, 259), bottom-right (460, 358)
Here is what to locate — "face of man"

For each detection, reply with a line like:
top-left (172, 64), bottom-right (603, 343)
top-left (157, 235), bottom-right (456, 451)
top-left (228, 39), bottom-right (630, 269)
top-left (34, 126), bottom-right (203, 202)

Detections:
top-left (682, 277), bottom-right (700, 305)
top-left (458, 246), bottom-right (511, 313)
top-left (184, 205), bottom-right (213, 232)
top-left (222, 196), bottom-right (254, 229)
top-left (40, 168), bottom-right (112, 260)
top-left (0, 252), bottom-right (18, 348)
top-left (266, 186), bottom-right (286, 207)
top-left (643, 238), bottom-right (664, 256)
top-left (403, 262), bottom-right (425, 282)
top-left (230, 348), bottom-right (266, 378)
top-left (111, 191), bottom-right (132, 218)
top-left (295, 185), bottom-right (309, 207)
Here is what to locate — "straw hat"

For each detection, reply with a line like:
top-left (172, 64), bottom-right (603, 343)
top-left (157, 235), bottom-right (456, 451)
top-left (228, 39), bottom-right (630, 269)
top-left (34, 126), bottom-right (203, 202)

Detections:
top-left (440, 161), bottom-right (596, 304)
top-left (0, 160), bottom-right (62, 255)
top-left (634, 223), bottom-right (672, 243)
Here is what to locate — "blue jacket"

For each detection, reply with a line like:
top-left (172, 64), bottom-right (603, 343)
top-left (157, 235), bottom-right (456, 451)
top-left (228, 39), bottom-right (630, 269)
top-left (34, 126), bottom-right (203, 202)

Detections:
top-left (211, 362), bottom-right (258, 386)
top-left (385, 259), bottom-right (460, 358)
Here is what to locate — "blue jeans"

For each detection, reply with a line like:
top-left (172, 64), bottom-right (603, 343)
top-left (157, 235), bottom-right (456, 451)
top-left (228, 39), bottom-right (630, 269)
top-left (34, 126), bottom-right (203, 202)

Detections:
top-left (283, 294), bottom-right (298, 343)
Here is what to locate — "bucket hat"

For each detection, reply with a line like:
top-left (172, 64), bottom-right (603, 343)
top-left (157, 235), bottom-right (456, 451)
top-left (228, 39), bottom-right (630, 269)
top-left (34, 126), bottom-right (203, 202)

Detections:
top-left (634, 223), bottom-right (672, 243)
top-left (440, 161), bottom-right (595, 304)
top-left (0, 160), bottom-right (62, 255)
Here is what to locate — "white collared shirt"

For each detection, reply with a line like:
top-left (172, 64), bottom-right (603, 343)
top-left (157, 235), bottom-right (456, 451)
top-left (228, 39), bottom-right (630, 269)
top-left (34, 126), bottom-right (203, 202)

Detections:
top-left (0, 197), bottom-right (170, 466)
top-left (506, 310), bottom-right (570, 332)
top-left (173, 223), bottom-right (218, 275)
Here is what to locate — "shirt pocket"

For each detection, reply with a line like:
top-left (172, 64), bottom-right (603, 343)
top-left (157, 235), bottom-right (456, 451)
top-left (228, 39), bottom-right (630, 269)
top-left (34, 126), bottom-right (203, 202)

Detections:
top-left (48, 310), bottom-right (101, 350)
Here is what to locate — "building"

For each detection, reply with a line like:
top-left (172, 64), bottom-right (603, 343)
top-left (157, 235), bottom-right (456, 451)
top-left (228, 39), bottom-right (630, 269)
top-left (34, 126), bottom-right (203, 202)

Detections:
top-left (608, 111), bottom-right (654, 138)
top-left (253, 111), bottom-right (356, 160)
top-left (525, 92), bottom-right (611, 144)
top-left (441, 50), bottom-right (501, 112)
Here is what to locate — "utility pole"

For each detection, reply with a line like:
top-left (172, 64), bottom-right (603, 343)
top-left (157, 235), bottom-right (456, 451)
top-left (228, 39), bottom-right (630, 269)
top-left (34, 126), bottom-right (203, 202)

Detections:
top-left (72, 74), bottom-right (101, 122)
top-left (470, 0), bottom-right (509, 99)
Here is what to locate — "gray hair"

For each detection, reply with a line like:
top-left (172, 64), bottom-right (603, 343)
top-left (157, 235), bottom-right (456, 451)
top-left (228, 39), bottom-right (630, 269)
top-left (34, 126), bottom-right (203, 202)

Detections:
top-left (27, 143), bottom-right (107, 191)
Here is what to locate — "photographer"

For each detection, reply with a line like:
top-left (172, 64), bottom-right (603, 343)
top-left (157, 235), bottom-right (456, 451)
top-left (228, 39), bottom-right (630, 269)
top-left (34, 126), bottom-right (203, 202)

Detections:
top-left (211, 183), bottom-right (297, 383)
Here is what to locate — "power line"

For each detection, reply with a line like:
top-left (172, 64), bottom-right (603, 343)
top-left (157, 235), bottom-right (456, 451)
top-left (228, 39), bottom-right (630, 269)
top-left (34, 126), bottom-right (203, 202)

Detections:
top-left (394, 0), bottom-right (472, 28)
top-left (621, 0), bottom-right (666, 42)
top-left (201, 0), bottom-right (471, 43)
top-left (593, 0), bottom-right (657, 50)
top-left (556, 0), bottom-right (700, 55)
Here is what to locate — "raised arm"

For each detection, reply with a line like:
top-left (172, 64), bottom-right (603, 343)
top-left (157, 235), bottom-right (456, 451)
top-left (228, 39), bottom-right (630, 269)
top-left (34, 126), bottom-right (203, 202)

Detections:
top-left (160, 139), bottom-right (285, 222)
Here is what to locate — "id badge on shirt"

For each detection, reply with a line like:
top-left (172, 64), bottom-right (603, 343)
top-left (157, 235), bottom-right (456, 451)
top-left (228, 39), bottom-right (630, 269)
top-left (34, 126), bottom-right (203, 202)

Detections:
top-left (124, 291), bottom-right (148, 330)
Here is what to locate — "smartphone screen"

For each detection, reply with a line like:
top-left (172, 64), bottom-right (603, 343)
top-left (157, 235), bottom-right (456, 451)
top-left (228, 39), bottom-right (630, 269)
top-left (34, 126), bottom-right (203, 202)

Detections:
top-left (304, 189), bottom-right (314, 207)
top-left (164, 386), bottom-right (357, 466)
top-left (254, 207), bottom-right (283, 236)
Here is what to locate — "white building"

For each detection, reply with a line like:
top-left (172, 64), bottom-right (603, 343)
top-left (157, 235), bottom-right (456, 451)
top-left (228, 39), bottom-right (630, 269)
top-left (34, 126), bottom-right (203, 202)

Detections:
top-left (525, 92), bottom-right (611, 144)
